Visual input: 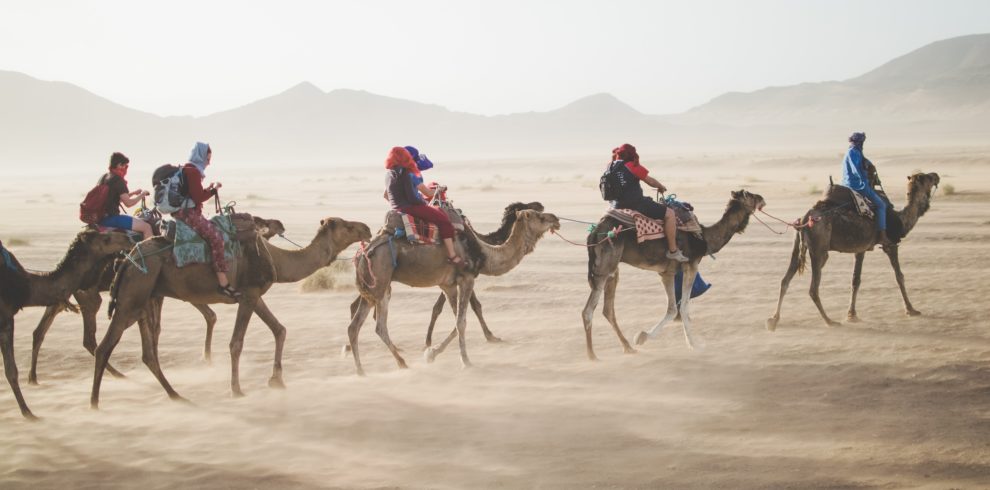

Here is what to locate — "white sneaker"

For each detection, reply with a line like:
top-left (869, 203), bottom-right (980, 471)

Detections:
top-left (666, 249), bottom-right (689, 263)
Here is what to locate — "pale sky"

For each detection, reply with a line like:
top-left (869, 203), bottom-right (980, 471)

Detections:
top-left (2, 0), bottom-right (988, 117)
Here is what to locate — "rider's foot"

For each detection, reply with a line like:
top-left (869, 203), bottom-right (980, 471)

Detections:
top-left (447, 254), bottom-right (468, 270)
top-left (218, 283), bottom-right (241, 299)
top-left (666, 249), bottom-right (689, 263)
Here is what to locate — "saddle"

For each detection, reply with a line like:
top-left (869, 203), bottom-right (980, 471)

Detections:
top-left (381, 204), bottom-right (465, 245)
top-left (166, 213), bottom-right (257, 268)
top-left (821, 185), bottom-right (876, 218)
top-left (605, 205), bottom-right (702, 244)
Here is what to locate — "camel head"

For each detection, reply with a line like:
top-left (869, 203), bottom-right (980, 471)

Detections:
top-left (515, 209), bottom-right (561, 240)
top-left (503, 201), bottom-right (545, 216)
top-left (317, 217), bottom-right (372, 258)
top-left (906, 172), bottom-right (939, 217)
top-left (729, 189), bottom-right (766, 213)
top-left (76, 229), bottom-right (135, 257)
top-left (253, 217), bottom-right (287, 240)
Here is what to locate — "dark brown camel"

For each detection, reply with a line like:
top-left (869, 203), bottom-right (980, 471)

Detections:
top-left (27, 217), bottom-right (287, 385)
top-left (90, 217), bottom-right (370, 409)
top-left (582, 190), bottom-right (766, 359)
top-left (766, 172), bottom-right (940, 330)
top-left (0, 230), bottom-right (133, 419)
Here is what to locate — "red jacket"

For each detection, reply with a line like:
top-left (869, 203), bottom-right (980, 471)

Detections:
top-left (182, 164), bottom-right (213, 212)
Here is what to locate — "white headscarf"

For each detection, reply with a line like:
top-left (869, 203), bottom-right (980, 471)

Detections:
top-left (187, 142), bottom-right (210, 176)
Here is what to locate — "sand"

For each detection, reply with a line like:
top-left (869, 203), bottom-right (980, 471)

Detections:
top-left (1, 147), bottom-right (989, 489)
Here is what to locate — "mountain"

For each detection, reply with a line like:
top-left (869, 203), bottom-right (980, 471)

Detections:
top-left (2, 33), bottom-right (989, 166)
top-left (680, 33), bottom-right (990, 126)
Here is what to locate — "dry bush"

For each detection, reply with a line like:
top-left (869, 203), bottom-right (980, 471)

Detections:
top-left (300, 260), bottom-right (354, 292)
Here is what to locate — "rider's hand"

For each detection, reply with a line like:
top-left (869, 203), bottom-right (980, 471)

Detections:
top-left (657, 183), bottom-right (667, 194)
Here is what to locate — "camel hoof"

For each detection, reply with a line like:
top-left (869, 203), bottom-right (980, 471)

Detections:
top-left (397, 360), bottom-right (409, 369)
top-left (424, 347), bottom-right (438, 364)
top-left (108, 370), bottom-right (127, 379)
top-left (461, 360), bottom-right (473, 369)
top-left (906, 309), bottom-right (922, 317)
top-left (22, 410), bottom-right (39, 421)
top-left (202, 356), bottom-right (213, 365)
top-left (587, 353), bottom-right (599, 362)
top-left (231, 390), bottom-right (245, 399)
top-left (355, 369), bottom-right (366, 377)
top-left (340, 344), bottom-right (352, 358)
top-left (486, 336), bottom-right (504, 344)
top-left (634, 331), bottom-right (648, 346)
top-left (623, 346), bottom-right (638, 354)
top-left (765, 317), bottom-right (779, 332)
top-left (268, 377), bottom-right (286, 389)
top-left (90, 400), bottom-right (100, 411)
top-left (826, 320), bottom-right (842, 327)
top-left (28, 376), bottom-right (38, 386)
top-left (846, 315), bottom-right (861, 323)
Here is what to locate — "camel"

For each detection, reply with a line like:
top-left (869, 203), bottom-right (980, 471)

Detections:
top-left (27, 217), bottom-right (286, 384)
top-left (0, 230), bottom-right (134, 419)
top-left (766, 172), bottom-right (940, 330)
top-left (346, 209), bottom-right (560, 375)
top-left (90, 217), bottom-right (371, 409)
top-left (582, 190), bottom-right (766, 359)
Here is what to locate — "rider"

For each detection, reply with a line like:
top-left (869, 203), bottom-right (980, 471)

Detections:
top-left (172, 142), bottom-right (240, 299)
top-left (841, 132), bottom-right (890, 245)
top-left (384, 146), bottom-right (465, 269)
top-left (608, 143), bottom-right (688, 262)
top-left (97, 152), bottom-right (153, 239)
top-left (404, 146), bottom-right (439, 201)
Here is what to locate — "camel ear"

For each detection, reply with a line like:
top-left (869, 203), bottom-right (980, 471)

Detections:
top-left (731, 190), bottom-right (741, 199)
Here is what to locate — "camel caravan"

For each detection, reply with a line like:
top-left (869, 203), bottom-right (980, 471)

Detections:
top-left (0, 135), bottom-right (938, 418)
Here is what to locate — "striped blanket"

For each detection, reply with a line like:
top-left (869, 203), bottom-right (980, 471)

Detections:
top-left (605, 207), bottom-right (703, 244)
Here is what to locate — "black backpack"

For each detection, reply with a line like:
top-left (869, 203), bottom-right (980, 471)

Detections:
top-left (599, 162), bottom-right (623, 201)
top-left (151, 164), bottom-right (190, 214)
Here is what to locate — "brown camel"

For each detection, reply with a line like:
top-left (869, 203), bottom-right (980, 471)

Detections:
top-left (90, 217), bottom-right (370, 409)
top-left (766, 172), bottom-right (940, 330)
top-left (28, 217), bottom-right (286, 384)
top-left (582, 190), bottom-right (766, 359)
top-left (0, 230), bottom-right (133, 419)
top-left (346, 209), bottom-right (560, 375)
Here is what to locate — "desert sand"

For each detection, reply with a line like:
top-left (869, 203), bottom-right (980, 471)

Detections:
top-left (1, 147), bottom-right (989, 489)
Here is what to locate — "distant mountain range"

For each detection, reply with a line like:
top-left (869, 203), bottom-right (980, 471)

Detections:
top-left (2, 33), bottom-right (988, 166)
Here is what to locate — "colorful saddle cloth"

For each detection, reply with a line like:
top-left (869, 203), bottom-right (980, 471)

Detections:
top-left (383, 205), bottom-right (466, 246)
top-left (171, 215), bottom-right (242, 268)
top-left (605, 207), bottom-right (703, 244)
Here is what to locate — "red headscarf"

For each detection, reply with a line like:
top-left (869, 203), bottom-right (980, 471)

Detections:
top-left (109, 164), bottom-right (128, 184)
top-left (385, 147), bottom-right (421, 177)
top-left (612, 143), bottom-right (639, 163)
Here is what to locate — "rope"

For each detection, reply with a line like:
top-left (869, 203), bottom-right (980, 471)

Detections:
top-left (353, 241), bottom-right (377, 289)
top-left (550, 225), bottom-right (633, 248)
top-left (277, 234), bottom-right (305, 248)
top-left (556, 216), bottom-right (599, 226)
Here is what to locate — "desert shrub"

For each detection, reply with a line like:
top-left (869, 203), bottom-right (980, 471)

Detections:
top-left (941, 183), bottom-right (956, 196)
top-left (300, 260), bottom-right (354, 292)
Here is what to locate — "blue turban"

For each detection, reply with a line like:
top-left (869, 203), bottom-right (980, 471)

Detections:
top-left (848, 132), bottom-right (866, 149)
top-left (404, 146), bottom-right (434, 171)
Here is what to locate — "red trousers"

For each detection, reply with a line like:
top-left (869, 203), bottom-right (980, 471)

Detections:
top-left (399, 204), bottom-right (455, 239)
top-left (175, 209), bottom-right (229, 272)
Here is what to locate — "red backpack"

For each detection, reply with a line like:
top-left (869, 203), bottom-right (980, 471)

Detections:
top-left (79, 181), bottom-right (111, 225)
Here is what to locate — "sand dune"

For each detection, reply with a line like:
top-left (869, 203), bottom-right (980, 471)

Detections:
top-left (1, 148), bottom-right (989, 488)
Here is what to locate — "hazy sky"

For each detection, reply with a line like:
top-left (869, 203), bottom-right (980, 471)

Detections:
top-left (2, 0), bottom-right (988, 117)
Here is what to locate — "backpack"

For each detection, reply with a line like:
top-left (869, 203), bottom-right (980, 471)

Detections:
top-left (152, 164), bottom-right (191, 214)
top-left (79, 179), bottom-right (111, 225)
top-left (599, 162), bottom-right (623, 201)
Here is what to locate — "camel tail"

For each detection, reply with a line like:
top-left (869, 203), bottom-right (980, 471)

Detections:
top-left (795, 228), bottom-right (808, 275)
top-left (107, 258), bottom-right (129, 319)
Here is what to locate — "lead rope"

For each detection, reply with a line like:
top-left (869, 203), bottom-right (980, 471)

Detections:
top-left (353, 241), bottom-right (377, 289)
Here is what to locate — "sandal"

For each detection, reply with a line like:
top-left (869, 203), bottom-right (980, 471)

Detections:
top-left (447, 255), bottom-right (468, 270)
top-left (218, 284), bottom-right (242, 299)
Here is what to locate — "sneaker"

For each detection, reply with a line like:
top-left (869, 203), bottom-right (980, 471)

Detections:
top-left (666, 249), bottom-right (689, 263)
top-left (217, 284), bottom-right (242, 299)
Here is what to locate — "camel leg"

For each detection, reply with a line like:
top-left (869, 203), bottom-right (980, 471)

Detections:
top-left (847, 253), bottom-right (865, 322)
top-left (28, 305), bottom-right (59, 386)
top-left (766, 231), bottom-right (803, 332)
top-left (252, 298), bottom-right (287, 388)
top-left (601, 269), bottom-right (636, 353)
top-left (677, 263), bottom-right (702, 350)
top-left (470, 292), bottom-right (502, 343)
top-left (424, 293), bottom-right (446, 348)
top-left (77, 288), bottom-right (126, 379)
top-left (635, 272), bottom-right (678, 346)
top-left (454, 276), bottom-right (475, 368)
top-left (884, 245), bottom-right (921, 316)
top-left (1, 316), bottom-right (36, 420)
top-left (347, 296), bottom-right (373, 376)
top-left (374, 288), bottom-right (407, 369)
top-left (195, 304), bottom-right (218, 363)
top-left (137, 302), bottom-right (184, 402)
top-left (425, 285), bottom-right (459, 362)
top-left (228, 298), bottom-right (257, 397)
top-left (808, 249), bottom-right (841, 327)
top-left (581, 273), bottom-right (608, 361)
top-left (91, 307), bottom-right (141, 409)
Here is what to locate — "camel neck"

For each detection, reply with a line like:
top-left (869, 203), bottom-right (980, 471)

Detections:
top-left (897, 185), bottom-right (932, 234)
top-left (474, 219), bottom-right (540, 276)
top-left (24, 255), bottom-right (100, 306)
top-left (263, 236), bottom-right (335, 283)
top-left (701, 200), bottom-right (751, 255)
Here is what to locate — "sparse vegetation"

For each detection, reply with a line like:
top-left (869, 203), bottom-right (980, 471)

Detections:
top-left (941, 183), bottom-right (956, 196)
top-left (809, 184), bottom-right (821, 195)
top-left (300, 260), bottom-right (354, 292)
top-left (5, 237), bottom-right (29, 246)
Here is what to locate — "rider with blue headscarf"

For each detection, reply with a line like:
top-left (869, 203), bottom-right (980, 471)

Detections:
top-left (842, 132), bottom-right (890, 245)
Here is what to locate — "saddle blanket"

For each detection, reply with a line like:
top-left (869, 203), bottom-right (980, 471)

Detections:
top-left (172, 215), bottom-right (242, 268)
top-left (849, 189), bottom-right (874, 218)
top-left (387, 206), bottom-right (465, 246)
top-left (606, 207), bottom-right (703, 244)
